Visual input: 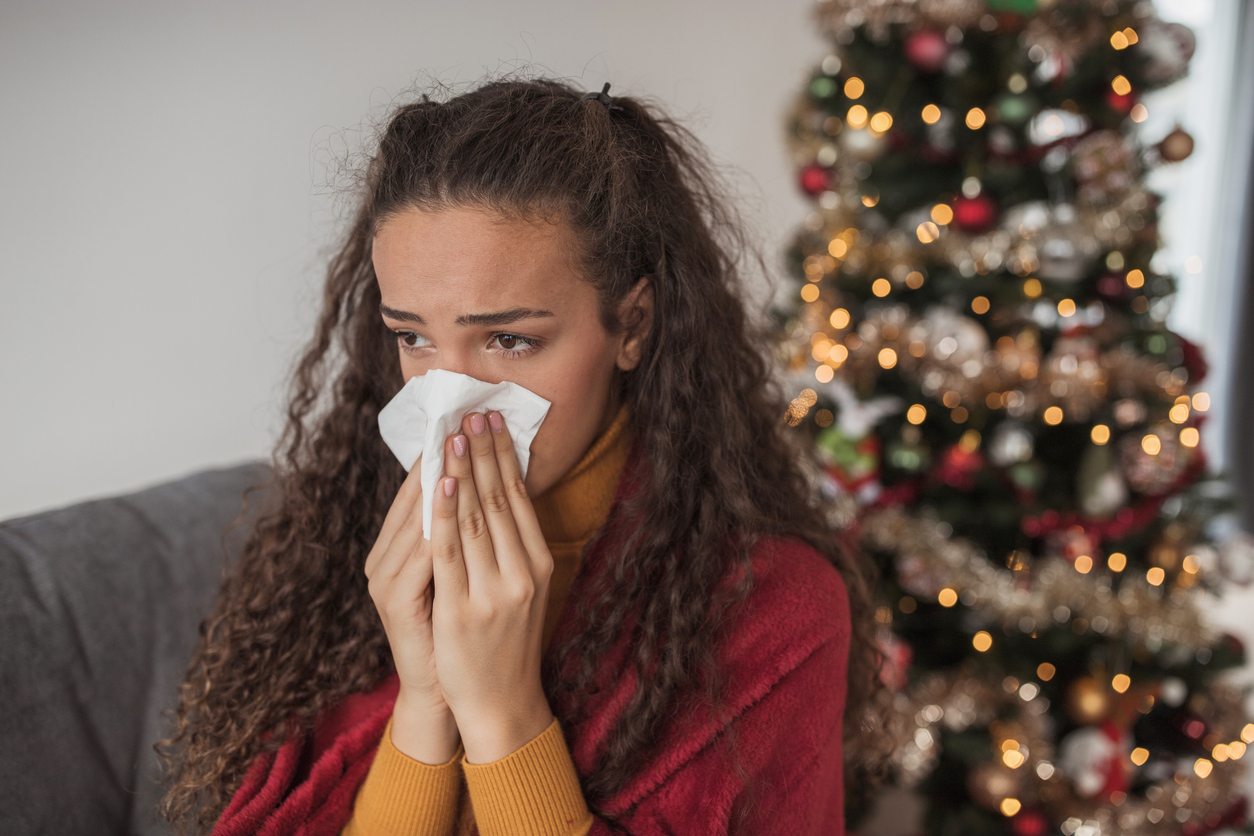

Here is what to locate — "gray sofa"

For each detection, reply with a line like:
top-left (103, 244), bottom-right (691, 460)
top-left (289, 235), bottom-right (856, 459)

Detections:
top-left (0, 462), bottom-right (272, 836)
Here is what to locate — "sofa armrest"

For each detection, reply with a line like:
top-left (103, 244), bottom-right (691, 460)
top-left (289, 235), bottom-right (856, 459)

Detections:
top-left (0, 461), bottom-right (273, 836)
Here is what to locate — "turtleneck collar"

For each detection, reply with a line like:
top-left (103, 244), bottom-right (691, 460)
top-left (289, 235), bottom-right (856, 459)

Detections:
top-left (531, 399), bottom-right (634, 548)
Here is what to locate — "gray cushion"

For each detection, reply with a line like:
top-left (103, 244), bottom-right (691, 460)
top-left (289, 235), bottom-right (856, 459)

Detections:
top-left (0, 461), bottom-right (273, 836)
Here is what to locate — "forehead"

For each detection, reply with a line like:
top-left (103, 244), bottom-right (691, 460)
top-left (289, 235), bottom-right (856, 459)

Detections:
top-left (372, 205), bottom-right (584, 306)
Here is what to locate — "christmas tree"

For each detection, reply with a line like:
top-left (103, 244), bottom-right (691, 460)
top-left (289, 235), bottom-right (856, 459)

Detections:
top-left (773, 1), bottom-right (1254, 834)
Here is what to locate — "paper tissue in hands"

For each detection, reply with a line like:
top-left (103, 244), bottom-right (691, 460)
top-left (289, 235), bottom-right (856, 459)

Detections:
top-left (377, 368), bottom-right (552, 539)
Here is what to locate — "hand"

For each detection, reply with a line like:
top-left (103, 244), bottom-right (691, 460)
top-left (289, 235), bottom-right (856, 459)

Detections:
top-left (430, 410), bottom-right (556, 764)
top-left (364, 453), bottom-right (460, 763)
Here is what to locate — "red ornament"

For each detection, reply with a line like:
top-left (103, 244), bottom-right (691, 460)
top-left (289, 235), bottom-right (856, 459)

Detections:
top-left (1011, 809), bottom-right (1051, 836)
top-left (934, 442), bottom-right (985, 491)
top-left (1176, 334), bottom-right (1209, 384)
top-left (876, 631), bottom-right (913, 690)
top-left (950, 193), bottom-right (998, 232)
top-left (1096, 272), bottom-right (1134, 301)
top-left (904, 30), bottom-right (949, 73)
top-left (1106, 88), bottom-right (1136, 114)
top-left (799, 163), bottom-right (831, 196)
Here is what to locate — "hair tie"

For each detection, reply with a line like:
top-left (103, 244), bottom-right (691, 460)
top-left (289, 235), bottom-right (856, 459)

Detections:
top-left (581, 82), bottom-right (624, 112)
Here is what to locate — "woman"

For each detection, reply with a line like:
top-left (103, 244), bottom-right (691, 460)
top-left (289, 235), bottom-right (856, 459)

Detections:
top-left (159, 76), bottom-right (882, 835)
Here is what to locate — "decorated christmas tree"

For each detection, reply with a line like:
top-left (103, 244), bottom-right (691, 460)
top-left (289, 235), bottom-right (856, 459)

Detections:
top-left (772, 1), bottom-right (1254, 834)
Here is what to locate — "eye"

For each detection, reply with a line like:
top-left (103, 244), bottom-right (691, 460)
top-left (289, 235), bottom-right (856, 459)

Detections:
top-left (387, 328), bottom-right (541, 359)
top-left (490, 332), bottom-right (541, 358)
top-left (392, 330), bottom-right (431, 354)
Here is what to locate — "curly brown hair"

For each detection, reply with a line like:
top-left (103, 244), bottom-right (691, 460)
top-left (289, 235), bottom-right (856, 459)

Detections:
top-left (158, 73), bottom-right (886, 833)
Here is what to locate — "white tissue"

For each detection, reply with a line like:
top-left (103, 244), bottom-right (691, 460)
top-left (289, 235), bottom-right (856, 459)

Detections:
top-left (377, 369), bottom-right (552, 539)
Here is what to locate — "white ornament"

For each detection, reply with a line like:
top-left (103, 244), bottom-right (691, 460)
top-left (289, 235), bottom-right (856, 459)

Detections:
top-left (1058, 726), bottom-right (1129, 798)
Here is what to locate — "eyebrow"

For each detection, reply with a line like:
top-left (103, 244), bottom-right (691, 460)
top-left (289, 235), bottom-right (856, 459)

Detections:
top-left (379, 304), bottom-right (555, 327)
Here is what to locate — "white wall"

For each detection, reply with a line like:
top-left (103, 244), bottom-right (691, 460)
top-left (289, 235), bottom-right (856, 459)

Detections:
top-left (0, 0), bottom-right (824, 519)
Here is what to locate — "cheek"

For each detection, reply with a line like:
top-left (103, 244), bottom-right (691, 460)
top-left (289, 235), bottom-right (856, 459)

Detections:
top-left (526, 344), bottom-right (618, 458)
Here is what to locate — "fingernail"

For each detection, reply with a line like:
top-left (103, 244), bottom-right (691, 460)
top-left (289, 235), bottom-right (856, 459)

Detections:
top-left (453, 435), bottom-right (467, 458)
top-left (488, 411), bottom-right (503, 432)
top-left (470, 413), bottom-right (486, 435)
top-left (443, 477), bottom-right (456, 497)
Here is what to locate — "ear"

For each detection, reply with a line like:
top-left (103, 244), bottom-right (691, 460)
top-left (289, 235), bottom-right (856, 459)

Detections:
top-left (615, 276), bottom-right (654, 372)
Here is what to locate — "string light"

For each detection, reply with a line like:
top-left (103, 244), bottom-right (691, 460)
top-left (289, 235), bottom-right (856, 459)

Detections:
top-left (1108, 552), bottom-right (1127, 572)
top-left (872, 278), bottom-right (892, 297)
top-left (1111, 75), bottom-right (1132, 96)
top-left (973, 631), bottom-right (993, 651)
top-left (1131, 748), bottom-right (1149, 766)
top-left (1037, 663), bottom-right (1055, 681)
top-left (938, 588), bottom-right (958, 607)
top-left (1091, 424), bottom-right (1111, 444)
top-left (847, 105), bottom-right (868, 128)
top-left (931, 204), bottom-right (954, 225)
top-left (966, 107), bottom-right (986, 129)
top-left (844, 77), bottom-right (865, 99)
top-left (921, 103), bottom-right (941, 124)
top-left (870, 111), bottom-right (893, 132)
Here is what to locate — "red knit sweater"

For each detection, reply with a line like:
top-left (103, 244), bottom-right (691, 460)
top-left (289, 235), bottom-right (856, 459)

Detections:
top-left (212, 435), bottom-right (852, 835)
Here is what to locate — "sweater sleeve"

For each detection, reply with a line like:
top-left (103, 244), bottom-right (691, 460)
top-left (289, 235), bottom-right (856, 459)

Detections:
top-left (340, 716), bottom-right (465, 836)
top-left (460, 715), bottom-right (594, 836)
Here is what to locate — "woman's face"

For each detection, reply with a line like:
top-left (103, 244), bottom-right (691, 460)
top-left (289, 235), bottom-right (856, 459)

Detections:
top-left (372, 204), bottom-right (651, 498)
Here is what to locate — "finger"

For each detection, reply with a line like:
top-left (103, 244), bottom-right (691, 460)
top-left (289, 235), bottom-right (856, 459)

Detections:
top-left (365, 452), bottom-right (424, 579)
top-left (485, 410), bottom-right (547, 563)
top-left (369, 457), bottom-right (430, 587)
top-left (430, 458), bottom-right (469, 603)
top-left (444, 426), bottom-right (499, 587)
top-left (463, 411), bottom-right (528, 579)
top-left (389, 530), bottom-right (435, 620)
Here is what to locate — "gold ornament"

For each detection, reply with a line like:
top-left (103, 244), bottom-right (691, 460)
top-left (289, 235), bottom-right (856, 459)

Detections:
top-left (1066, 676), bottom-right (1112, 725)
top-left (1158, 127), bottom-right (1195, 163)
top-left (968, 760), bottom-right (1025, 811)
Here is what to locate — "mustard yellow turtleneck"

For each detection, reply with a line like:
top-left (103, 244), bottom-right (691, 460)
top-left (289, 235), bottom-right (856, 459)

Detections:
top-left (342, 400), bottom-right (634, 836)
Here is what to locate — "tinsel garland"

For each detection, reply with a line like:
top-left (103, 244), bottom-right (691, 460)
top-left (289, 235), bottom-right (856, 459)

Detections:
top-left (858, 504), bottom-right (1216, 649)
top-left (781, 300), bottom-right (1193, 425)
